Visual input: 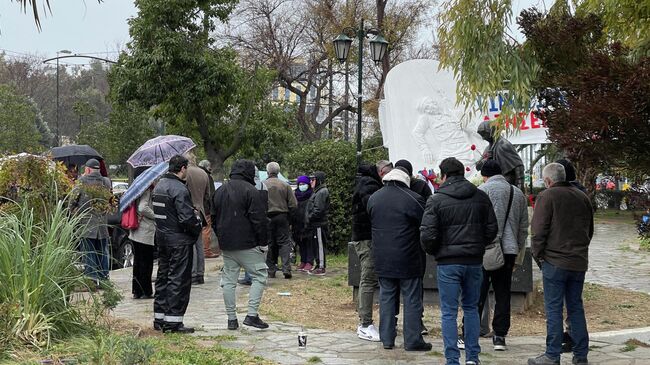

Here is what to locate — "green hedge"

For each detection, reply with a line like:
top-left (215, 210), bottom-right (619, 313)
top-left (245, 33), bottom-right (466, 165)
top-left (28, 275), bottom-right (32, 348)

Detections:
top-left (285, 140), bottom-right (388, 252)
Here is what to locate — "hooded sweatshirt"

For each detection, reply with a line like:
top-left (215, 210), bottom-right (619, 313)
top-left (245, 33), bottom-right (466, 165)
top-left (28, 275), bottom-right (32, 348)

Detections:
top-left (351, 164), bottom-right (382, 241)
top-left (420, 175), bottom-right (498, 265)
top-left (211, 160), bottom-right (268, 250)
top-left (305, 171), bottom-right (330, 228)
top-left (477, 121), bottom-right (524, 176)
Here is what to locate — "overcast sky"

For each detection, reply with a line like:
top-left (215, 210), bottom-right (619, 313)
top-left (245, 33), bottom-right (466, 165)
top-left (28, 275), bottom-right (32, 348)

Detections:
top-left (0, 0), bottom-right (552, 64)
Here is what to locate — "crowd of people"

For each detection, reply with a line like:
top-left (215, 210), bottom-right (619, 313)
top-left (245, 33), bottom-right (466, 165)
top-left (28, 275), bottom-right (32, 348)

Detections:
top-left (70, 137), bottom-right (594, 365)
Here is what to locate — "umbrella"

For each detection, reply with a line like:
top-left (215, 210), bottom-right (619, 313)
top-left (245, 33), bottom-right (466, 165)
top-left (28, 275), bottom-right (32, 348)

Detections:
top-left (50, 144), bottom-right (102, 167)
top-left (127, 135), bottom-right (196, 167)
top-left (119, 161), bottom-right (169, 212)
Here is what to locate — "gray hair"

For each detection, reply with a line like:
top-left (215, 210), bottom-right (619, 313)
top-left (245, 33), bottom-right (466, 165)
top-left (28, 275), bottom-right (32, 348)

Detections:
top-left (198, 159), bottom-right (211, 171)
top-left (376, 160), bottom-right (393, 175)
top-left (542, 163), bottom-right (566, 185)
top-left (266, 161), bottom-right (280, 175)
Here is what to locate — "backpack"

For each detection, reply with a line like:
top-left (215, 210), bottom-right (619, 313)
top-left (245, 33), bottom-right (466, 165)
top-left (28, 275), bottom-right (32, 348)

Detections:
top-left (121, 202), bottom-right (139, 230)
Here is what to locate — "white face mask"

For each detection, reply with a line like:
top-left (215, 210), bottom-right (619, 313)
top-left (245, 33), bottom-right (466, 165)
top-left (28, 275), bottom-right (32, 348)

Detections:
top-left (298, 184), bottom-right (308, 192)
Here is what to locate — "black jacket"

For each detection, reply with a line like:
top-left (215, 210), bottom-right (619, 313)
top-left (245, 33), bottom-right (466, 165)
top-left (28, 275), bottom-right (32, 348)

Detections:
top-left (420, 175), bottom-right (498, 265)
top-left (305, 171), bottom-right (330, 228)
top-left (152, 173), bottom-right (202, 246)
top-left (351, 164), bottom-right (382, 241)
top-left (410, 178), bottom-right (432, 201)
top-left (212, 160), bottom-right (268, 251)
top-left (367, 181), bottom-right (426, 278)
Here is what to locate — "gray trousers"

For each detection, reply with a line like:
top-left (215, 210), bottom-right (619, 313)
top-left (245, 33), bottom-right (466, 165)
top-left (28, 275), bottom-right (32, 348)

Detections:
top-left (221, 247), bottom-right (268, 320)
top-left (352, 240), bottom-right (377, 326)
top-left (192, 234), bottom-right (205, 279)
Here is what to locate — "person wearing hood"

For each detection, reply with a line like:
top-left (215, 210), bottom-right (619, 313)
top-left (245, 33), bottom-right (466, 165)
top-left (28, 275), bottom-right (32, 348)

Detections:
top-left (151, 155), bottom-right (202, 334)
top-left (395, 159), bottom-right (432, 201)
top-left (293, 175), bottom-right (314, 271)
top-left (367, 166), bottom-right (431, 351)
top-left (212, 159), bottom-right (270, 330)
top-left (350, 162), bottom-right (383, 342)
top-left (476, 120), bottom-right (525, 191)
top-left (305, 171), bottom-right (330, 276)
top-left (556, 159), bottom-right (587, 194)
top-left (420, 157), bottom-right (498, 365)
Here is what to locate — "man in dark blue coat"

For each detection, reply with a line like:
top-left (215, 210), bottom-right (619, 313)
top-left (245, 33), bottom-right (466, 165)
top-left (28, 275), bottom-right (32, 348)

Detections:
top-left (367, 166), bottom-right (431, 352)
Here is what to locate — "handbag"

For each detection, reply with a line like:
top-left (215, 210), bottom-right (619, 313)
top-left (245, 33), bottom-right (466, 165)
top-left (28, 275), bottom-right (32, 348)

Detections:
top-left (120, 201), bottom-right (139, 230)
top-left (483, 185), bottom-right (514, 271)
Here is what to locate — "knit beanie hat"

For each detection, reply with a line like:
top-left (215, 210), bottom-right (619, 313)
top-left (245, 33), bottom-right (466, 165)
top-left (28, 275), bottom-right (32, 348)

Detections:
top-left (395, 159), bottom-right (413, 176)
top-left (296, 175), bottom-right (310, 185)
top-left (480, 160), bottom-right (502, 177)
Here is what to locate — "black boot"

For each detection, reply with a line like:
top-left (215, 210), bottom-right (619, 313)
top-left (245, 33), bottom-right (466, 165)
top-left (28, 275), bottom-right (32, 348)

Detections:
top-left (153, 320), bottom-right (163, 331)
top-left (163, 322), bottom-right (195, 334)
top-left (243, 315), bottom-right (269, 329)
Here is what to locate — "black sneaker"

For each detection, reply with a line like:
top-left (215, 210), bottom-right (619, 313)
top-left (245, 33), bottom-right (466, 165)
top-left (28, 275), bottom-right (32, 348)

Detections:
top-left (562, 331), bottom-right (574, 353)
top-left (243, 315), bottom-right (269, 329)
top-left (163, 323), bottom-right (195, 334)
top-left (572, 357), bottom-right (589, 365)
top-left (227, 319), bottom-right (239, 330)
top-left (283, 272), bottom-right (292, 279)
top-left (493, 335), bottom-right (507, 351)
top-left (237, 278), bottom-right (252, 286)
top-left (153, 321), bottom-right (163, 331)
top-left (191, 276), bottom-right (204, 285)
top-left (267, 271), bottom-right (276, 278)
top-left (383, 343), bottom-right (394, 350)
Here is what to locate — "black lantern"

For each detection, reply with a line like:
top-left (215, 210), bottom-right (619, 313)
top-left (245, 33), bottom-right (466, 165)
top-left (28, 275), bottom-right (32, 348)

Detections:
top-left (369, 34), bottom-right (388, 65)
top-left (333, 34), bottom-right (353, 63)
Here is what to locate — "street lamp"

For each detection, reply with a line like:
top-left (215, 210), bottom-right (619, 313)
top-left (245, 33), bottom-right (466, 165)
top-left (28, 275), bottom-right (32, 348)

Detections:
top-left (55, 49), bottom-right (71, 146)
top-left (333, 20), bottom-right (388, 165)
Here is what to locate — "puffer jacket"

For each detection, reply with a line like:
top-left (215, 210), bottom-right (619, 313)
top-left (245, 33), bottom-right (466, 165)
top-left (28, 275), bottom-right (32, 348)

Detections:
top-left (305, 171), bottom-right (330, 228)
top-left (351, 164), bottom-right (382, 241)
top-left (212, 160), bottom-right (269, 251)
top-left (152, 173), bottom-right (202, 246)
top-left (420, 175), bottom-right (498, 265)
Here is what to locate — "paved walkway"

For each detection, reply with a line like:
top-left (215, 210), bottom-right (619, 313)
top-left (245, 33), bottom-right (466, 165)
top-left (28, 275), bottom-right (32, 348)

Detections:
top-left (112, 257), bottom-right (650, 364)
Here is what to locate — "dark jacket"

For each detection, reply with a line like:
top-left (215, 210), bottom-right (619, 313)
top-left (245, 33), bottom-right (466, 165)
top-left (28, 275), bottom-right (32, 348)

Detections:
top-left (199, 165), bottom-right (216, 211)
top-left (351, 164), bottom-right (382, 241)
top-left (420, 175), bottom-right (498, 265)
top-left (367, 180), bottom-right (426, 278)
top-left (531, 181), bottom-right (594, 272)
top-left (410, 178), bottom-right (432, 201)
top-left (305, 171), bottom-right (330, 228)
top-left (152, 173), bottom-right (202, 246)
top-left (266, 175), bottom-right (298, 214)
top-left (212, 160), bottom-right (269, 251)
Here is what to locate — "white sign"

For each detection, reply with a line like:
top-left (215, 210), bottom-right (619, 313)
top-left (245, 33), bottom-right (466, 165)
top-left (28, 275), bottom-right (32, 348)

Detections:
top-left (481, 95), bottom-right (550, 145)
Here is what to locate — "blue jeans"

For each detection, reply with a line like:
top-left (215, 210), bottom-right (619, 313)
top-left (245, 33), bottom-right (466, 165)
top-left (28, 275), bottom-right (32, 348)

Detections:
top-left (378, 276), bottom-right (426, 349)
top-left (438, 264), bottom-right (483, 365)
top-left (542, 262), bottom-right (589, 361)
top-left (81, 238), bottom-right (109, 280)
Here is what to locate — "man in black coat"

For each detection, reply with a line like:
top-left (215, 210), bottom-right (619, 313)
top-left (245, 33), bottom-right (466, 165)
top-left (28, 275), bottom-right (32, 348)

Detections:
top-left (367, 166), bottom-right (432, 352)
top-left (212, 159), bottom-right (270, 330)
top-left (351, 163), bottom-right (383, 342)
top-left (395, 159), bottom-right (432, 201)
top-left (420, 157), bottom-right (498, 365)
top-left (305, 171), bottom-right (330, 276)
top-left (152, 155), bottom-right (202, 333)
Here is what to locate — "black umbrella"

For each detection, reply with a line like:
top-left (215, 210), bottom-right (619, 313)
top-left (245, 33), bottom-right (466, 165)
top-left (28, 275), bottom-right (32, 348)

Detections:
top-left (49, 144), bottom-right (103, 167)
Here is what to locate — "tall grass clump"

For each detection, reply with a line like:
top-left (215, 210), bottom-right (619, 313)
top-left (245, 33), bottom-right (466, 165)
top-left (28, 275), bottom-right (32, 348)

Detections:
top-left (0, 200), bottom-right (87, 349)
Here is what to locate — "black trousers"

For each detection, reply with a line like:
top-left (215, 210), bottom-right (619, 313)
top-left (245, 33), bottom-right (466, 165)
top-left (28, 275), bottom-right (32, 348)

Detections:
top-left (478, 254), bottom-right (517, 337)
top-left (153, 244), bottom-right (193, 326)
top-left (132, 240), bottom-right (154, 297)
top-left (266, 213), bottom-right (293, 274)
top-left (311, 225), bottom-right (328, 269)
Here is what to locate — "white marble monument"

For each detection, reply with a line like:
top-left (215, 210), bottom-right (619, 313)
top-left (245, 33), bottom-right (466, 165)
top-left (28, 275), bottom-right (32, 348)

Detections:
top-left (379, 59), bottom-right (486, 176)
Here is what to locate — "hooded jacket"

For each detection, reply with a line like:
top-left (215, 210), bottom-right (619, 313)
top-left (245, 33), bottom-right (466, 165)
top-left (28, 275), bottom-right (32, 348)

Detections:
top-left (212, 160), bottom-right (269, 251)
top-left (351, 164), bottom-right (382, 241)
top-left (367, 170), bottom-right (426, 278)
top-left (420, 175), bottom-right (498, 265)
top-left (477, 121), bottom-right (524, 176)
top-left (305, 171), bottom-right (330, 228)
top-left (152, 173), bottom-right (202, 246)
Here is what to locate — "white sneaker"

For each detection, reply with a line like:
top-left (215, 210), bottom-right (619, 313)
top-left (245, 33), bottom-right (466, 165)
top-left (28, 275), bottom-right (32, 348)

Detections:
top-left (457, 336), bottom-right (465, 350)
top-left (357, 324), bottom-right (381, 342)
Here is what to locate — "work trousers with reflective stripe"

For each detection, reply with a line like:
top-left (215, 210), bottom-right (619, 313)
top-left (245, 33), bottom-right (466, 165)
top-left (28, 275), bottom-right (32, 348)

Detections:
top-left (154, 244), bottom-right (193, 325)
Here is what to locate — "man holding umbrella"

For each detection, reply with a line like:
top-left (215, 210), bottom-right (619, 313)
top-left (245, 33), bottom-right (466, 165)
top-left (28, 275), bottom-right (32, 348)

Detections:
top-left (152, 155), bottom-right (202, 333)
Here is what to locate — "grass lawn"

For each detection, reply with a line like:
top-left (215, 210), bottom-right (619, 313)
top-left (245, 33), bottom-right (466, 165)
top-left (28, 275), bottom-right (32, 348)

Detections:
top-left (259, 253), bottom-right (650, 336)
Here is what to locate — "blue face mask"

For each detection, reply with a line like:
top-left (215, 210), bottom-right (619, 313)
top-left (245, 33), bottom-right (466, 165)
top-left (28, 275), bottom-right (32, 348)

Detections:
top-left (298, 184), bottom-right (308, 192)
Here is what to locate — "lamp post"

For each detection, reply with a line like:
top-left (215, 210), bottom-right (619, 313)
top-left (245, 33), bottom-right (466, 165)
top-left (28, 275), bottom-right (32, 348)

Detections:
top-left (55, 49), bottom-right (71, 146)
top-left (333, 20), bottom-right (388, 165)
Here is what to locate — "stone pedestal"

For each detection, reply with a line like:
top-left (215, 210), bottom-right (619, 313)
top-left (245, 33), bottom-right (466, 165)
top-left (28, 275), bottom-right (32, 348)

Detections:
top-left (348, 243), bottom-right (535, 313)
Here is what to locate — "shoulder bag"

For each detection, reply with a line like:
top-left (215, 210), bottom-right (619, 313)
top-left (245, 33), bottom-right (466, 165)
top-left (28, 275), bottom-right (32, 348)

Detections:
top-left (483, 185), bottom-right (514, 271)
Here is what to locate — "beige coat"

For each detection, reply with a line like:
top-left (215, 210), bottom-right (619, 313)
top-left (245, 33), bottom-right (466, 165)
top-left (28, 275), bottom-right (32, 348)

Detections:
top-left (128, 189), bottom-right (156, 245)
top-left (185, 165), bottom-right (210, 220)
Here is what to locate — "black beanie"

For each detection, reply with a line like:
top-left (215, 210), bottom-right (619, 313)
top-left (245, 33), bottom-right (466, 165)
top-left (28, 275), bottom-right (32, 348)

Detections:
top-left (556, 159), bottom-right (577, 182)
top-left (480, 160), bottom-right (502, 177)
top-left (395, 159), bottom-right (413, 176)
